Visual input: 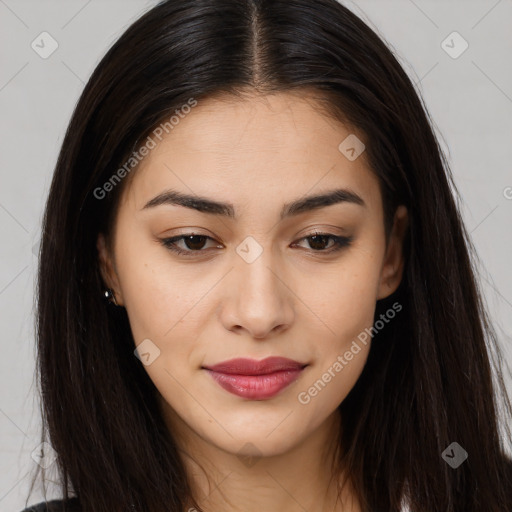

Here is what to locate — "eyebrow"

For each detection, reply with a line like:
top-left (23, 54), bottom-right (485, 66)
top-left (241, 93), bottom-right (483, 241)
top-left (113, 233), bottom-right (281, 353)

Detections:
top-left (141, 187), bottom-right (365, 220)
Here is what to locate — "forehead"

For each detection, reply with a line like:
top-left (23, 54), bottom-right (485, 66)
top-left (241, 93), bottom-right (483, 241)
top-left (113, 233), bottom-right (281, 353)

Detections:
top-left (143, 91), bottom-right (360, 158)
top-left (117, 91), bottom-right (380, 215)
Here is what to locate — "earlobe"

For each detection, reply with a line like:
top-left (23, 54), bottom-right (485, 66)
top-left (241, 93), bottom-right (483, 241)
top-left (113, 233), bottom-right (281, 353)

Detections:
top-left (377, 205), bottom-right (408, 300)
top-left (97, 233), bottom-right (124, 306)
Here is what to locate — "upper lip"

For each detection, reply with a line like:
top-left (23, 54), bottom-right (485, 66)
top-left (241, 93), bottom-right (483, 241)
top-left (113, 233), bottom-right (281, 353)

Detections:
top-left (203, 357), bottom-right (306, 375)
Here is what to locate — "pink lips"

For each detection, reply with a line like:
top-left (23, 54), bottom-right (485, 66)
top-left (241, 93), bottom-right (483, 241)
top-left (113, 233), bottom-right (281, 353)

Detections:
top-left (203, 357), bottom-right (306, 400)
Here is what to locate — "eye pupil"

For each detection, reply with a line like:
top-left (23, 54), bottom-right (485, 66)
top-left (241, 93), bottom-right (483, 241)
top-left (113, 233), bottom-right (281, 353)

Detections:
top-left (308, 234), bottom-right (330, 250)
top-left (185, 235), bottom-right (207, 250)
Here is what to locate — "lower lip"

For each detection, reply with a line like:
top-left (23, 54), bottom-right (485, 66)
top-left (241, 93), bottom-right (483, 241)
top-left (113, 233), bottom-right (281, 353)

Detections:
top-left (205, 368), bottom-right (304, 400)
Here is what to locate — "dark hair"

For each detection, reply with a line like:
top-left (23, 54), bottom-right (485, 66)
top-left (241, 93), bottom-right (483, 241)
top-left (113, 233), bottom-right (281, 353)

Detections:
top-left (30, 0), bottom-right (512, 511)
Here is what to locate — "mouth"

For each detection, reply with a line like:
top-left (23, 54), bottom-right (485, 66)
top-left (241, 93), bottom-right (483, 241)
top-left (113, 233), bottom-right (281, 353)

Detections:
top-left (202, 357), bottom-right (308, 400)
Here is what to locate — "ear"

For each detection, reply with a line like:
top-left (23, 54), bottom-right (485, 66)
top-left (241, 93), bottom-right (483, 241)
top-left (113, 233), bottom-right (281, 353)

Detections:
top-left (377, 205), bottom-right (408, 300)
top-left (97, 233), bottom-right (124, 306)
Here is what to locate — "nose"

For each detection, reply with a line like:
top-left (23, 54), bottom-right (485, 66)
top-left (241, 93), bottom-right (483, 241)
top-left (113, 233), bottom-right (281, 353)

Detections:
top-left (219, 245), bottom-right (295, 340)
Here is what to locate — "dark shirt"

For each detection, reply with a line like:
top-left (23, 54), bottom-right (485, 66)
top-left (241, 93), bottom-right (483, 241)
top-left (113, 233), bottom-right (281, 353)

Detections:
top-left (20, 498), bottom-right (80, 512)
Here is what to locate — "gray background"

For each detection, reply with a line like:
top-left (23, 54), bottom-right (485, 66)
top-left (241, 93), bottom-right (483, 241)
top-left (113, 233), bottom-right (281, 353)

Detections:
top-left (1, 0), bottom-right (511, 509)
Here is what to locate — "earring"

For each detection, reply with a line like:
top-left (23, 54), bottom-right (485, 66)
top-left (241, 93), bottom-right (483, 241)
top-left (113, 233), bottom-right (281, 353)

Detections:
top-left (104, 288), bottom-right (119, 306)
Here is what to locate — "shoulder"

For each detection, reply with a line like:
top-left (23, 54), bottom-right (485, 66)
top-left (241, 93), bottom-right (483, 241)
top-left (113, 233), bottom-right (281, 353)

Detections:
top-left (20, 498), bottom-right (80, 512)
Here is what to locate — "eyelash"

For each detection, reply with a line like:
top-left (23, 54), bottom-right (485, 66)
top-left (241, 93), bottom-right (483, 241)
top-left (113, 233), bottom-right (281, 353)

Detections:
top-left (160, 231), bottom-right (353, 257)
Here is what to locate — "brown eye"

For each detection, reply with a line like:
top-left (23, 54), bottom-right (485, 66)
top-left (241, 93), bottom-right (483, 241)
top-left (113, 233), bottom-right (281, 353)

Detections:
top-left (160, 234), bottom-right (221, 256)
top-left (180, 234), bottom-right (209, 251)
top-left (294, 233), bottom-right (353, 253)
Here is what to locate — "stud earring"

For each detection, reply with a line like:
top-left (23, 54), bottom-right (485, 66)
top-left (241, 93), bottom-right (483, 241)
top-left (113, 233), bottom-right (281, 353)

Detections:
top-left (104, 288), bottom-right (119, 306)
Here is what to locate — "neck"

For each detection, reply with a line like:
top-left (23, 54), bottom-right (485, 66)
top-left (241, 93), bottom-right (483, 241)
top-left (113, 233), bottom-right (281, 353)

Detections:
top-left (163, 405), bottom-right (360, 512)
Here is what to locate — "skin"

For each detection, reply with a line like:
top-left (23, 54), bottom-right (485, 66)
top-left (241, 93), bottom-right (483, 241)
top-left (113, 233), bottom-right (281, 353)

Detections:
top-left (98, 91), bottom-right (408, 512)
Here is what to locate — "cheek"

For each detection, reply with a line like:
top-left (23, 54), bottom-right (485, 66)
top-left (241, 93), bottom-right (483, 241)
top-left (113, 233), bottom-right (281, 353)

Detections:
top-left (114, 230), bottom-right (205, 342)
top-left (294, 302), bottom-right (374, 417)
top-left (118, 250), bottom-right (206, 402)
top-left (295, 247), bottom-right (383, 404)
top-left (305, 249), bottom-right (383, 346)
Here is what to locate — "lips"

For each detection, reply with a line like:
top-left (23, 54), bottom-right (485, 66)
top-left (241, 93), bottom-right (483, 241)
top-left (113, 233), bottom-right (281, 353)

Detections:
top-left (203, 357), bottom-right (307, 400)
top-left (204, 357), bottom-right (305, 375)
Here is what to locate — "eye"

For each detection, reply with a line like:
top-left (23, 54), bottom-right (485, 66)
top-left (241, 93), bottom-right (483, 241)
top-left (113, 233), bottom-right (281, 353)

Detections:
top-left (160, 233), bottom-right (221, 256)
top-left (159, 231), bottom-right (353, 257)
top-left (293, 232), bottom-right (353, 253)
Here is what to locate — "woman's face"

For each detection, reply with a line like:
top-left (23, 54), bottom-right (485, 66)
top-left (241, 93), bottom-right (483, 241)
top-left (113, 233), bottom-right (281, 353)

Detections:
top-left (98, 91), bottom-right (406, 459)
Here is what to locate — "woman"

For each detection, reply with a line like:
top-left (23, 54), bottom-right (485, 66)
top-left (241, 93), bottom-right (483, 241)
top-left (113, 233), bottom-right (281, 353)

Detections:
top-left (23, 0), bottom-right (512, 511)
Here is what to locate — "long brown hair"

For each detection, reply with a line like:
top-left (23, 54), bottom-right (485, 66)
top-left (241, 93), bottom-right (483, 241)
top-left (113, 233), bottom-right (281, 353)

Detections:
top-left (30, 0), bottom-right (512, 510)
